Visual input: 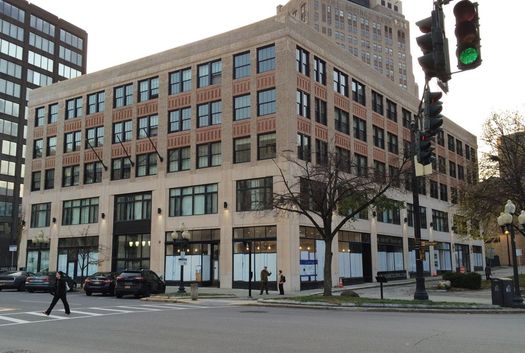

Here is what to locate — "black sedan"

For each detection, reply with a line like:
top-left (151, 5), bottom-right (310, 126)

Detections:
top-left (84, 272), bottom-right (119, 296)
top-left (0, 271), bottom-right (35, 291)
top-left (115, 269), bottom-right (166, 298)
top-left (25, 272), bottom-right (77, 293)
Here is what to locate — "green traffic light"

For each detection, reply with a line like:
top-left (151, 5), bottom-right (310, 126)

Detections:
top-left (459, 47), bottom-right (479, 65)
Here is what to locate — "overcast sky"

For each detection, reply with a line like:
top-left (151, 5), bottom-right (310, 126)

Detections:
top-left (28, 0), bottom-right (524, 150)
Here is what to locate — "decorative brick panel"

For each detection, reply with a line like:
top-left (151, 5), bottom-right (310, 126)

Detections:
top-left (297, 118), bottom-right (311, 135)
top-left (386, 119), bottom-right (398, 134)
top-left (135, 139), bottom-right (157, 154)
top-left (31, 160), bottom-right (42, 170)
top-left (334, 94), bottom-right (350, 111)
top-left (196, 126), bottom-right (222, 143)
top-left (111, 143), bottom-right (131, 158)
top-left (354, 140), bottom-right (368, 155)
top-left (168, 93), bottom-right (192, 110)
top-left (315, 124), bottom-right (328, 141)
top-left (33, 127), bottom-right (44, 139)
top-left (352, 103), bottom-right (367, 119)
top-left (403, 128), bottom-right (411, 141)
top-left (372, 113), bottom-right (384, 128)
top-left (256, 73), bottom-right (275, 90)
top-left (297, 75), bottom-right (310, 92)
top-left (314, 84), bottom-right (327, 101)
top-left (46, 125), bottom-right (57, 136)
top-left (232, 121), bottom-right (251, 138)
top-left (63, 153), bottom-right (80, 166)
top-left (388, 155), bottom-right (399, 166)
top-left (167, 133), bottom-right (191, 149)
top-left (44, 158), bottom-right (55, 169)
top-left (85, 113), bottom-right (105, 128)
top-left (137, 101), bottom-right (158, 116)
top-left (373, 147), bottom-right (386, 162)
top-left (436, 145), bottom-right (446, 155)
top-left (112, 107), bottom-right (133, 122)
top-left (196, 87), bottom-right (221, 103)
top-left (84, 149), bottom-right (103, 163)
top-left (335, 133), bottom-right (351, 150)
top-left (232, 79), bottom-right (251, 95)
top-left (256, 117), bottom-right (276, 133)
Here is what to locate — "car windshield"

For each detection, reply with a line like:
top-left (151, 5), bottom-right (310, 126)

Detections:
top-left (4, 271), bottom-right (21, 276)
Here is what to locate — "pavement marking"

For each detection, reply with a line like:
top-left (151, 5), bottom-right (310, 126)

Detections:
top-left (0, 315), bottom-right (30, 324)
top-left (114, 305), bottom-right (161, 311)
top-left (67, 310), bottom-right (102, 316)
top-left (88, 307), bottom-right (133, 313)
top-left (25, 311), bottom-right (67, 320)
top-left (139, 304), bottom-right (189, 310)
top-left (0, 307), bottom-right (15, 312)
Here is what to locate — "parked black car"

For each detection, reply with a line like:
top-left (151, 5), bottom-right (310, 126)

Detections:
top-left (84, 272), bottom-right (119, 296)
top-left (25, 271), bottom-right (77, 293)
top-left (0, 271), bottom-right (35, 291)
top-left (115, 269), bottom-right (165, 298)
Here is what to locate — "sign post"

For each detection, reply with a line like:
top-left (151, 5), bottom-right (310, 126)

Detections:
top-left (9, 245), bottom-right (17, 270)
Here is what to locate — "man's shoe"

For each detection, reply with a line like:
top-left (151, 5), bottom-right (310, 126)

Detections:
top-left (42, 311), bottom-right (49, 316)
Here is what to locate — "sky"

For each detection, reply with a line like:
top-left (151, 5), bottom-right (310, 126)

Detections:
top-left (27, 0), bottom-right (525, 151)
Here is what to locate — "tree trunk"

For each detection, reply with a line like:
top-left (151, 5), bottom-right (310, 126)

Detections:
top-left (323, 236), bottom-right (333, 296)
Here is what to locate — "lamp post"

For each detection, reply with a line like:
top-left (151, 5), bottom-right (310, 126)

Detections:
top-left (496, 200), bottom-right (524, 307)
top-left (171, 224), bottom-right (190, 293)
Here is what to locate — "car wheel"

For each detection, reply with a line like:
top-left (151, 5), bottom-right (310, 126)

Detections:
top-left (85, 290), bottom-right (92, 296)
top-left (27, 289), bottom-right (33, 293)
top-left (0, 288), bottom-right (2, 291)
top-left (116, 292), bottom-right (123, 298)
top-left (17, 284), bottom-right (25, 292)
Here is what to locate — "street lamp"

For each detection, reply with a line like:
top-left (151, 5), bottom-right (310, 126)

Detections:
top-left (496, 200), bottom-right (524, 307)
top-left (171, 223), bottom-right (190, 293)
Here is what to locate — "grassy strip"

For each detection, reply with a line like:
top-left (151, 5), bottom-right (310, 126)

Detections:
top-left (287, 294), bottom-right (481, 307)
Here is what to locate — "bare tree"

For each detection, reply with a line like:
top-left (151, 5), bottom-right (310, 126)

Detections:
top-left (74, 226), bottom-right (108, 287)
top-left (273, 149), bottom-right (409, 296)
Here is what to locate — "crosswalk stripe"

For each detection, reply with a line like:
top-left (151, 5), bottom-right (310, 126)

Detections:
top-left (160, 303), bottom-right (208, 309)
top-left (89, 307), bottom-right (133, 313)
top-left (115, 305), bottom-right (160, 311)
top-left (0, 315), bottom-right (30, 324)
top-left (26, 312), bottom-right (67, 320)
top-left (68, 310), bottom-right (102, 316)
top-left (139, 304), bottom-right (187, 310)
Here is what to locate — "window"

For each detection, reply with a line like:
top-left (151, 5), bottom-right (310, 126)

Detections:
top-left (333, 68), bottom-right (348, 96)
top-left (137, 114), bottom-right (158, 138)
top-left (465, 144), bottom-right (471, 160)
top-left (314, 98), bottom-right (327, 125)
top-left (31, 171), bottom-right (41, 191)
top-left (314, 56), bottom-right (326, 84)
top-left (432, 210), bottom-right (449, 232)
top-left (62, 198), bottom-right (98, 225)
top-left (64, 131), bottom-right (81, 153)
top-left (169, 68), bottom-right (192, 94)
top-left (451, 187), bottom-right (458, 204)
top-left (62, 165), bottom-right (80, 187)
top-left (353, 117), bottom-right (367, 141)
top-left (296, 90), bottom-right (310, 118)
top-left (336, 147), bottom-right (351, 173)
top-left (257, 88), bottom-right (276, 116)
top-left (44, 169), bottom-right (54, 189)
top-left (297, 133), bottom-right (311, 162)
top-left (114, 83), bottom-right (133, 108)
top-left (386, 99), bottom-right (397, 122)
top-left (458, 165), bottom-right (464, 180)
top-left (449, 161), bottom-right (456, 178)
top-left (197, 60), bottom-right (221, 88)
top-left (389, 165), bottom-right (400, 187)
top-left (197, 142), bottom-right (221, 168)
top-left (46, 136), bottom-right (57, 156)
top-left (236, 177), bottom-right (273, 211)
top-left (233, 52), bottom-right (251, 79)
top-left (169, 184), bottom-right (218, 216)
top-left (233, 137), bottom-right (251, 164)
top-left (168, 107), bottom-right (191, 133)
top-left (112, 120), bottom-right (132, 143)
top-left (407, 204), bottom-right (427, 228)
top-left (257, 44), bottom-right (275, 73)
top-left (456, 140), bottom-right (463, 156)
top-left (372, 91), bottom-right (384, 115)
top-left (373, 125), bottom-right (385, 149)
top-left (377, 201), bottom-right (400, 224)
top-left (258, 133), bottom-right (276, 160)
top-left (316, 139), bottom-right (328, 165)
top-left (33, 138), bottom-right (43, 158)
top-left (296, 46), bottom-right (309, 76)
top-left (66, 97), bottom-right (83, 119)
top-left (138, 76), bottom-right (159, 102)
top-left (115, 192), bottom-right (152, 221)
top-left (35, 107), bottom-right (45, 127)
top-left (438, 156), bottom-right (446, 174)
top-left (430, 180), bottom-right (438, 199)
top-left (387, 132), bottom-right (398, 154)
top-left (234, 95), bottom-right (251, 121)
top-left (197, 101), bottom-right (222, 127)
top-left (335, 108), bottom-right (350, 135)
top-left (440, 183), bottom-right (448, 201)
top-left (352, 79), bottom-right (366, 105)
top-left (30, 203), bottom-right (51, 228)
top-left (401, 109), bottom-right (411, 128)
top-left (86, 126), bottom-right (104, 148)
top-left (48, 103), bottom-right (58, 124)
top-left (168, 146), bottom-right (191, 172)
top-left (437, 130), bottom-right (444, 146)
top-left (136, 153), bottom-right (157, 176)
top-left (447, 134), bottom-right (455, 152)
top-left (87, 91), bottom-right (105, 114)
top-left (111, 158), bottom-right (131, 180)
top-left (84, 162), bottom-right (103, 184)
top-left (374, 160), bottom-right (386, 181)
top-left (355, 153), bottom-right (368, 176)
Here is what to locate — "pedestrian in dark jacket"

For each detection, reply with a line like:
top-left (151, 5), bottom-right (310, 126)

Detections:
top-left (259, 266), bottom-right (271, 295)
top-left (278, 270), bottom-right (286, 295)
top-left (485, 265), bottom-right (492, 280)
top-left (43, 271), bottom-right (70, 315)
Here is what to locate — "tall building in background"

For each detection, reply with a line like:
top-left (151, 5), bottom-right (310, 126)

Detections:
top-left (278, 0), bottom-right (417, 95)
top-left (0, 0), bottom-right (87, 270)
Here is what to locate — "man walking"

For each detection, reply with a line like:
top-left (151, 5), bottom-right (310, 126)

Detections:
top-left (259, 266), bottom-right (271, 295)
top-left (43, 271), bottom-right (70, 316)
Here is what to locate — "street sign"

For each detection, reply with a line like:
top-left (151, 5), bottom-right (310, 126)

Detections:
top-left (9, 245), bottom-right (17, 252)
top-left (178, 257), bottom-right (187, 266)
top-left (516, 249), bottom-right (522, 257)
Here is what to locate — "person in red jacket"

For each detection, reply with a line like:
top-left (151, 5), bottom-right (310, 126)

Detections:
top-left (43, 271), bottom-right (70, 315)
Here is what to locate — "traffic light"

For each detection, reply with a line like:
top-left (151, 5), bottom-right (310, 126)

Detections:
top-left (416, 130), bottom-right (433, 166)
top-left (415, 8), bottom-right (451, 82)
top-left (453, 0), bottom-right (481, 71)
top-left (423, 90), bottom-right (444, 138)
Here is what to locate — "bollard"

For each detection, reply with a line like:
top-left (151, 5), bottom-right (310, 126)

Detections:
top-left (375, 275), bottom-right (388, 300)
top-left (190, 283), bottom-right (198, 300)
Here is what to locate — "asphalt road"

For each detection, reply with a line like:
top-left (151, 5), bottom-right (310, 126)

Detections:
top-left (0, 290), bottom-right (524, 353)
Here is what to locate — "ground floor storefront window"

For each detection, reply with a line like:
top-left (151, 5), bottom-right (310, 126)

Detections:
top-left (26, 241), bottom-right (49, 273)
top-left (338, 231), bottom-right (371, 284)
top-left (455, 243), bottom-right (470, 272)
top-left (232, 225), bottom-right (276, 289)
top-left (300, 226), bottom-right (325, 289)
top-left (113, 234), bottom-right (150, 272)
top-left (433, 242), bottom-right (452, 273)
top-left (377, 234), bottom-right (406, 280)
top-left (165, 229), bottom-right (220, 287)
top-left (57, 236), bottom-right (99, 279)
top-left (472, 245), bottom-right (483, 271)
top-left (408, 238), bottom-right (430, 276)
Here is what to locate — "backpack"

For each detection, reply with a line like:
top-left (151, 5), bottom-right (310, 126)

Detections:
top-left (282, 275), bottom-right (286, 283)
